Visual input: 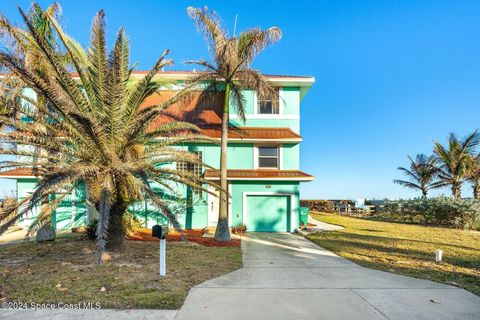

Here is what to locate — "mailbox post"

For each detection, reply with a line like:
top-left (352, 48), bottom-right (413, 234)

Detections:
top-left (152, 225), bottom-right (169, 277)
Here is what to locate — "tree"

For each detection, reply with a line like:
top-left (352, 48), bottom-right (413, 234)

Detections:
top-left (433, 131), bottom-right (480, 198)
top-left (187, 7), bottom-right (282, 241)
top-left (394, 154), bottom-right (442, 198)
top-left (0, 2), bottom-right (62, 131)
top-left (466, 154), bottom-right (480, 199)
top-left (0, 5), bottom-right (214, 262)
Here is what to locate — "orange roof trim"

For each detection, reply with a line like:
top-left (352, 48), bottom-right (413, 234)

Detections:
top-left (197, 127), bottom-right (302, 141)
top-left (204, 169), bottom-right (314, 181)
top-left (0, 168), bottom-right (43, 178)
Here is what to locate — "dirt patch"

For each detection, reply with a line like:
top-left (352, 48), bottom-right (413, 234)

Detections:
top-left (0, 236), bottom-right (242, 309)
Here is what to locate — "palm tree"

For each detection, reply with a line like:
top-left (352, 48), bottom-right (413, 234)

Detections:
top-left (0, 3), bottom-right (61, 131)
top-left (466, 154), bottom-right (480, 199)
top-left (0, 5), bottom-right (215, 262)
top-left (187, 7), bottom-right (282, 241)
top-left (394, 154), bottom-right (442, 198)
top-left (433, 131), bottom-right (480, 198)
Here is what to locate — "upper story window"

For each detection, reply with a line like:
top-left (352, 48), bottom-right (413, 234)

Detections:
top-left (257, 147), bottom-right (279, 169)
top-left (257, 89), bottom-right (279, 114)
top-left (176, 151), bottom-right (203, 195)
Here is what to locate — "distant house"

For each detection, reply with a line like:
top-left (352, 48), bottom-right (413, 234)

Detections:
top-left (0, 71), bottom-right (315, 233)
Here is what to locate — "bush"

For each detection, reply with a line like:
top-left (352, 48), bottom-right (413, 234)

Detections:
top-left (86, 219), bottom-right (98, 240)
top-left (231, 224), bottom-right (247, 235)
top-left (384, 197), bottom-right (480, 230)
top-left (300, 200), bottom-right (335, 213)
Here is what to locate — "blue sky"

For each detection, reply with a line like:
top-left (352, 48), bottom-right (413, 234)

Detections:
top-left (1, 0), bottom-right (479, 199)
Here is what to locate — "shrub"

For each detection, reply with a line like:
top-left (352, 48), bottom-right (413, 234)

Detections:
top-left (384, 197), bottom-right (480, 230)
top-left (231, 224), bottom-right (247, 235)
top-left (300, 200), bottom-right (335, 213)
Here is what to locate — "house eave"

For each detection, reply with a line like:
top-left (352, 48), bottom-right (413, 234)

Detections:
top-left (0, 175), bottom-right (38, 179)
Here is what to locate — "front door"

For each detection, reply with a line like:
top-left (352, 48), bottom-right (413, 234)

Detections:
top-left (208, 186), bottom-right (220, 226)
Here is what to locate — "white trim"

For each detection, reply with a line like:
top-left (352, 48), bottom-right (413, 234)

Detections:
top-left (253, 90), bottom-right (282, 116)
top-left (207, 185), bottom-right (219, 227)
top-left (153, 136), bottom-right (302, 143)
top-left (85, 182), bottom-right (92, 225)
top-left (207, 184), bottom-right (233, 227)
top-left (279, 145), bottom-right (284, 170)
top-left (71, 189), bottom-right (76, 228)
top-left (228, 137), bottom-right (302, 143)
top-left (229, 114), bottom-right (299, 120)
top-left (2, 73), bottom-right (315, 85)
top-left (242, 192), bottom-right (297, 233)
top-left (228, 182), bottom-right (232, 225)
top-left (0, 175), bottom-right (38, 179)
top-left (254, 145), bottom-right (281, 170)
top-left (279, 88), bottom-right (285, 115)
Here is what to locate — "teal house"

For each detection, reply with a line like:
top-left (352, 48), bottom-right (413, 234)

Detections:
top-left (0, 71), bottom-right (314, 233)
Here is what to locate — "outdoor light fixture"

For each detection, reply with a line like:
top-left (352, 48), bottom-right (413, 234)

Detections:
top-left (152, 225), bottom-right (169, 276)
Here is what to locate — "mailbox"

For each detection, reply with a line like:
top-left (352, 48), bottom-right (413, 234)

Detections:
top-left (152, 225), bottom-right (169, 277)
top-left (152, 225), bottom-right (169, 239)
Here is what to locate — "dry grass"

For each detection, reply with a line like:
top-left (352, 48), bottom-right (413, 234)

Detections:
top-left (0, 236), bottom-right (242, 309)
top-left (307, 212), bottom-right (480, 296)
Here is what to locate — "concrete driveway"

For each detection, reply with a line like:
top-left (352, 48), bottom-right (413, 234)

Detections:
top-left (176, 233), bottom-right (480, 320)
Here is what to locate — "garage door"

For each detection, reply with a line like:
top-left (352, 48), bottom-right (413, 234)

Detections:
top-left (246, 195), bottom-right (290, 232)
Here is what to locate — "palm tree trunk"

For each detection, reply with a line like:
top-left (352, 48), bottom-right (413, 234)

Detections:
top-left (105, 201), bottom-right (127, 251)
top-left (214, 83), bottom-right (231, 242)
top-left (421, 188), bottom-right (428, 199)
top-left (452, 184), bottom-right (462, 199)
top-left (473, 178), bottom-right (480, 199)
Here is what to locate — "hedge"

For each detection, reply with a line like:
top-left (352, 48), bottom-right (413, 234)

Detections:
top-left (383, 197), bottom-right (480, 230)
top-left (300, 200), bottom-right (335, 213)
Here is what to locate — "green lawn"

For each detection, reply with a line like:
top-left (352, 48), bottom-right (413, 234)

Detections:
top-left (307, 212), bottom-right (480, 296)
top-left (0, 236), bottom-right (242, 309)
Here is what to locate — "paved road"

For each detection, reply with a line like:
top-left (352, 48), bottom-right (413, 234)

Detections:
top-left (176, 233), bottom-right (480, 320)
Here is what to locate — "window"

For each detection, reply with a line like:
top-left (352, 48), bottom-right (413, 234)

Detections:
top-left (257, 89), bottom-right (279, 114)
top-left (257, 147), bottom-right (279, 168)
top-left (176, 151), bottom-right (203, 195)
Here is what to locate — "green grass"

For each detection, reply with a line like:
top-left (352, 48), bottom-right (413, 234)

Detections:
top-left (307, 212), bottom-right (480, 296)
top-left (0, 236), bottom-right (242, 309)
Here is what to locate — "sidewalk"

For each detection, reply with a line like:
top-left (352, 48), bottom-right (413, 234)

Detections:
top-left (0, 309), bottom-right (177, 320)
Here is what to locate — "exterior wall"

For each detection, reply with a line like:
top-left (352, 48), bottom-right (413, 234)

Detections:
top-left (52, 183), bottom-right (88, 230)
top-left (16, 179), bottom-right (87, 230)
top-left (177, 142), bottom-right (299, 171)
top-left (282, 144), bottom-right (300, 169)
top-left (280, 87), bottom-right (301, 115)
top-left (230, 119), bottom-right (300, 133)
top-left (229, 87), bottom-right (301, 117)
top-left (8, 84), bottom-right (307, 232)
top-left (229, 87), bottom-right (301, 133)
top-left (16, 179), bottom-right (40, 228)
top-left (177, 143), bottom-right (255, 170)
top-left (129, 184), bottom-right (207, 229)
